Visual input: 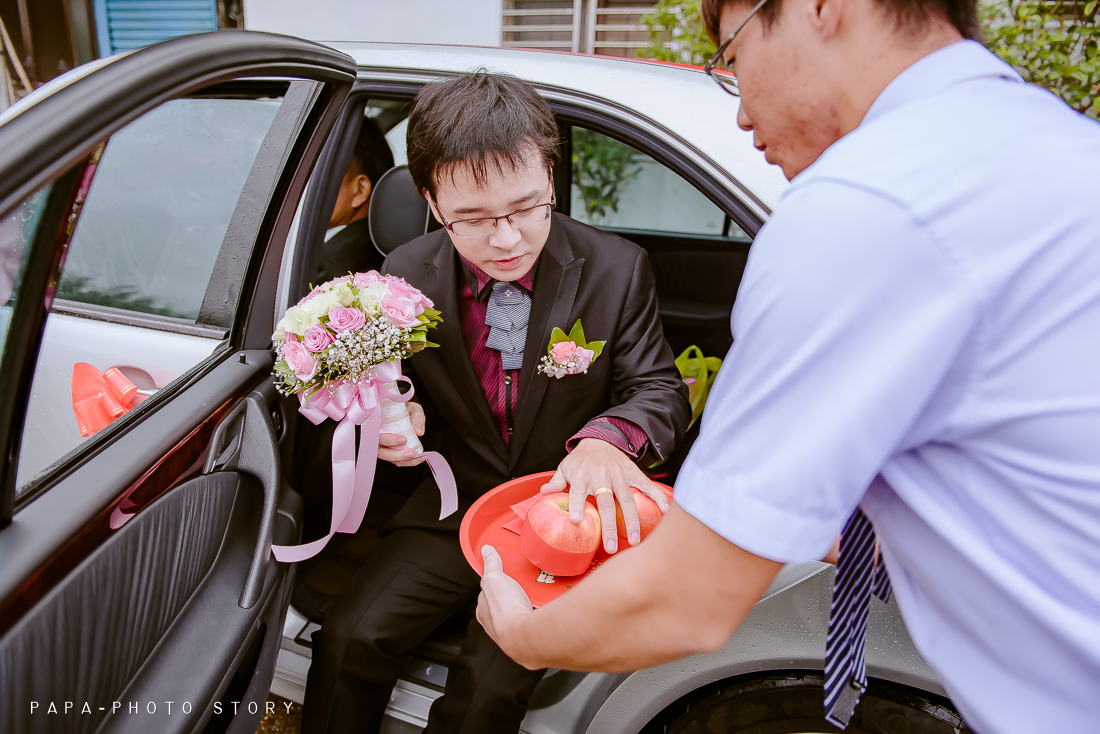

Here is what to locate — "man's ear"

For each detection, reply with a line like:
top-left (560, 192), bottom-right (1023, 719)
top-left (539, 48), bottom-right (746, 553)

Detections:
top-left (814, 0), bottom-right (844, 38)
top-left (423, 192), bottom-right (443, 224)
top-left (351, 174), bottom-right (372, 209)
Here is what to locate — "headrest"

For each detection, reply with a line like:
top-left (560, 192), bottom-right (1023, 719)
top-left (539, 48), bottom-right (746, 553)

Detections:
top-left (368, 165), bottom-right (442, 256)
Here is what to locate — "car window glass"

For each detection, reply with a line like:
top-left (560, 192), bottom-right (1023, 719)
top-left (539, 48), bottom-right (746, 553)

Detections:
top-left (15, 88), bottom-right (291, 493)
top-left (57, 96), bottom-right (283, 319)
top-left (569, 127), bottom-right (747, 239)
top-left (0, 184), bottom-right (52, 357)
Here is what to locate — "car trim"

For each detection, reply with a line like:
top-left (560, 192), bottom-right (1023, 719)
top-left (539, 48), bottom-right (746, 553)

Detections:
top-left (51, 299), bottom-right (231, 340)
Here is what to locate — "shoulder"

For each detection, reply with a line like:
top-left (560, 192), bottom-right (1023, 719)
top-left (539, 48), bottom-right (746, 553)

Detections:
top-left (382, 228), bottom-right (449, 278)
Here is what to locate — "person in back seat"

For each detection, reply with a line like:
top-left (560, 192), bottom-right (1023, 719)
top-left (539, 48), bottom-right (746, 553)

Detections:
top-left (315, 117), bottom-right (394, 284)
top-left (299, 71), bottom-right (692, 734)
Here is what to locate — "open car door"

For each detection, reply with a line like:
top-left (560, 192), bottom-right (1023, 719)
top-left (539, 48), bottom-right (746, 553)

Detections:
top-left (0, 31), bottom-right (355, 733)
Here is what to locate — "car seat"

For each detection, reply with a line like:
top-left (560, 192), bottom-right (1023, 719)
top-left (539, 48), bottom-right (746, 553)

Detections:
top-left (368, 164), bottom-right (443, 257)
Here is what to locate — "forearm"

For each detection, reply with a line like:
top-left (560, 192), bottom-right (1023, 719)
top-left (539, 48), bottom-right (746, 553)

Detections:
top-left (494, 505), bottom-right (782, 672)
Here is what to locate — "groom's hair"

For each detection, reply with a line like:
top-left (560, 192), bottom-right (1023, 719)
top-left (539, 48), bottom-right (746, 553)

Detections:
top-left (406, 70), bottom-right (561, 199)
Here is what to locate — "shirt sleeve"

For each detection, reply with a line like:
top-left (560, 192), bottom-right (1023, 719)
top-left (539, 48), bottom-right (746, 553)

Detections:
top-left (674, 180), bottom-right (977, 563)
top-left (567, 417), bottom-right (648, 459)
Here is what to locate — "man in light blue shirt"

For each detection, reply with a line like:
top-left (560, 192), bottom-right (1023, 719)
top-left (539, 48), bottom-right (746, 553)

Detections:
top-left (475, 0), bottom-right (1100, 730)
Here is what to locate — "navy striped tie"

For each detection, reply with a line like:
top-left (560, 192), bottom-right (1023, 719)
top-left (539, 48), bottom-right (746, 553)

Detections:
top-left (824, 507), bottom-right (892, 727)
top-left (485, 281), bottom-right (531, 370)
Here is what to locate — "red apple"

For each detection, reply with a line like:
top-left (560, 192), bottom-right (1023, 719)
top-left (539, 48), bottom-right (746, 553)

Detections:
top-left (520, 492), bottom-right (601, 576)
top-left (525, 492), bottom-right (601, 553)
top-left (613, 484), bottom-right (675, 541)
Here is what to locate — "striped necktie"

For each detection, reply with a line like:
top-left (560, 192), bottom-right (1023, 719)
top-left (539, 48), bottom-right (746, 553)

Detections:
top-left (824, 507), bottom-right (892, 727)
top-left (484, 281), bottom-right (531, 370)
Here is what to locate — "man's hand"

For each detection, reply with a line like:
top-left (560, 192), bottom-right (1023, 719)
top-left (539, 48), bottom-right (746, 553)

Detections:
top-left (377, 401), bottom-right (427, 466)
top-left (541, 438), bottom-right (669, 554)
top-left (476, 545), bottom-right (538, 668)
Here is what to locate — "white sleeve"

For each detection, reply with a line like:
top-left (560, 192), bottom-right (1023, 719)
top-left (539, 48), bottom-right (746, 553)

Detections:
top-left (674, 180), bottom-right (977, 563)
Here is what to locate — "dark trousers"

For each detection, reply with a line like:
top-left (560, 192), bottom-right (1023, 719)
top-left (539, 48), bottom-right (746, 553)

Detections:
top-left (300, 528), bottom-right (547, 734)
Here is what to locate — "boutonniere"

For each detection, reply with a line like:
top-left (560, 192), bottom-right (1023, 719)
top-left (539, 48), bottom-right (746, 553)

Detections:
top-left (538, 320), bottom-right (605, 379)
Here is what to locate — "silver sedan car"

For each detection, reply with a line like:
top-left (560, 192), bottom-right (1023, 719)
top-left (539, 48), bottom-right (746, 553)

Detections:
top-left (0, 32), bottom-right (965, 734)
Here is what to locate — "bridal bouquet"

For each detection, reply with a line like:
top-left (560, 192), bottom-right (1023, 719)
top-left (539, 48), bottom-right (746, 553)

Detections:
top-left (269, 271), bottom-right (456, 562)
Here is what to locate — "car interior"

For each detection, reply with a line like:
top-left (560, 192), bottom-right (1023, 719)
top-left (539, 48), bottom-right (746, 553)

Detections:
top-left (278, 90), bottom-right (759, 717)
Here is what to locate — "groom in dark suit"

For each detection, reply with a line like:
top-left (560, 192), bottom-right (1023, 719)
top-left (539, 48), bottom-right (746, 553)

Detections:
top-left (301, 71), bottom-right (691, 734)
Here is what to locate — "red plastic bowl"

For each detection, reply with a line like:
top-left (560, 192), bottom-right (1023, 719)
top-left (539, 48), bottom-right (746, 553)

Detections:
top-left (459, 472), bottom-right (674, 608)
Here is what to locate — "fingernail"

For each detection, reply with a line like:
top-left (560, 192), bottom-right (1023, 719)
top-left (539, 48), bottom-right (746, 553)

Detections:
top-left (482, 545), bottom-right (491, 558)
top-left (571, 511), bottom-right (582, 523)
top-left (630, 531), bottom-right (640, 545)
top-left (606, 538), bottom-right (617, 553)
top-left (404, 451), bottom-right (414, 459)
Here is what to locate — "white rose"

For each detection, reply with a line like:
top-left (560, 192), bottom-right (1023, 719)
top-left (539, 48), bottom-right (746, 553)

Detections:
top-left (281, 305), bottom-right (317, 336)
top-left (300, 289), bottom-right (342, 318)
top-left (272, 325), bottom-right (286, 342)
top-left (332, 283), bottom-right (356, 307)
top-left (357, 282), bottom-right (389, 313)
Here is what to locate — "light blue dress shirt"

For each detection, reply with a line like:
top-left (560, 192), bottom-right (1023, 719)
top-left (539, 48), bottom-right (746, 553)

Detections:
top-left (676, 40), bottom-right (1100, 733)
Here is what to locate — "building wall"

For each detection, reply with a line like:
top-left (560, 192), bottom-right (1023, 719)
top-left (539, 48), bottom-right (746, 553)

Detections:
top-left (241, 0), bottom-right (503, 46)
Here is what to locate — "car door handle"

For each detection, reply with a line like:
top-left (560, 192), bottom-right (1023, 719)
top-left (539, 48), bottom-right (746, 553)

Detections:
top-left (204, 390), bottom-right (281, 609)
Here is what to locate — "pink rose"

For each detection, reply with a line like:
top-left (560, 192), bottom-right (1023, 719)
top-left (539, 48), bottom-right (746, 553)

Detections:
top-left (353, 270), bottom-right (385, 289)
top-left (327, 305), bottom-right (366, 332)
top-left (329, 275), bottom-right (352, 286)
top-left (285, 332), bottom-right (301, 343)
top-left (381, 294), bottom-right (421, 328)
top-left (573, 346), bottom-right (595, 372)
top-left (387, 280), bottom-right (427, 316)
top-left (302, 324), bottom-right (335, 353)
top-left (551, 341), bottom-right (577, 364)
top-left (282, 341), bottom-right (319, 381)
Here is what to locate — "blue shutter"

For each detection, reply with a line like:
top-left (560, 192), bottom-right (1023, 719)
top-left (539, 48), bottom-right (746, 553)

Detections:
top-left (93, 0), bottom-right (219, 57)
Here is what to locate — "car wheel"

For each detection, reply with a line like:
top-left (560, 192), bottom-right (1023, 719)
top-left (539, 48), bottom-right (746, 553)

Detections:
top-left (640, 672), bottom-right (973, 734)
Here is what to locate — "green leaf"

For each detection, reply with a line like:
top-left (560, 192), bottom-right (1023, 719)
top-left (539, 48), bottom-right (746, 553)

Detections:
top-left (587, 340), bottom-right (605, 360)
top-left (567, 319), bottom-right (586, 345)
top-left (548, 327), bottom-right (571, 351)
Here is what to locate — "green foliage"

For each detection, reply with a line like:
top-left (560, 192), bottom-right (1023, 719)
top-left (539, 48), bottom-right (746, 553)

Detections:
top-left (56, 275), bottom-right (185, 319)
top-left (637, 0), bottom-right (716, 66)
top-left (570, 129), bottom-right (643, 224)
top-left (982, 0), bottom-right (1099, 118)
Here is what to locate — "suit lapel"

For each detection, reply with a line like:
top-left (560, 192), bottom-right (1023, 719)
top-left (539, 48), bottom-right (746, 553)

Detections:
top-left (509, 217), bottom-right (583, 468)
top-left (427, 242), bottom-right (510, 461)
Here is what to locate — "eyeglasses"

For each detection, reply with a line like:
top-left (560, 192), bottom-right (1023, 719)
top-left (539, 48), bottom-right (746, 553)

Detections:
top-left (703, 0), bottom-right (771, 97)
top-left (440, 196), bottom-right (556, 239)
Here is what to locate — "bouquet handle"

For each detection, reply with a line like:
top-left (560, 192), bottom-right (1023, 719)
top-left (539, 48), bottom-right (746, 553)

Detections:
top-left (380, 380), bottom-right (423, 454)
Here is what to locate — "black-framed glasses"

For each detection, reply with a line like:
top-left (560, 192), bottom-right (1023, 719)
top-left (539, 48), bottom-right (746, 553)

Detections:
top-left (703, 0), bottom-right (771, 97)
top-left (440, 196), bottom-right (556, 239)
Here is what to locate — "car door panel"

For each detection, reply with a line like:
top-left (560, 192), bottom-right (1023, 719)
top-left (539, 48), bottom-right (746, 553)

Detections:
top-left (0, 354), bottom-right (300, 734)
top-left (0, 32), bottom-right (353, 731)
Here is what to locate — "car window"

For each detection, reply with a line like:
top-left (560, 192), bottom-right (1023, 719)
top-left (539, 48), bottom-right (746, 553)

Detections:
top-left (569, 127), bottom-right (747, 239)
top-left (57, 96), bottom-right (283, 320)
top-left (0, 184), bottom-right (52, 355)
top-left (15, 86), bottom-right (294, 493)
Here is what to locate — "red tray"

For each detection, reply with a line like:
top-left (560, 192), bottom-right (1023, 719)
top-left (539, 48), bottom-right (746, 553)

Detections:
top-left (459, 472), bottom-right (674, 608)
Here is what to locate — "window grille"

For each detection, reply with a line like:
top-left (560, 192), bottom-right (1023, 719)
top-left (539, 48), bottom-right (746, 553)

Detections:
top-left (502, 0), bottom-right (656, 57)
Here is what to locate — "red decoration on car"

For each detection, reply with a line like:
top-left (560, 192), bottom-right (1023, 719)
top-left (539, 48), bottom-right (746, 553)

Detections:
top-left (70, 363), bottom-right (139, 437)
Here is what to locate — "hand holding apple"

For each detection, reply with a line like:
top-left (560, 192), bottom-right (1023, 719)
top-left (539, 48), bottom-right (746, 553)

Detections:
top-left (541, 437), bottom-right (670, 554)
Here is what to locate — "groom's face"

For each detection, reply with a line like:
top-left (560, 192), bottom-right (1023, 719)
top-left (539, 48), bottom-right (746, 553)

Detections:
top-left (428, 148), bottom-right (553, 283)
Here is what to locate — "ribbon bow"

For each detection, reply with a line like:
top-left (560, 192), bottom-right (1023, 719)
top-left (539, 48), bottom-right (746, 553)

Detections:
top-left (271, 360), bottom-right (458, 562)
top-left (71, 363), bottom-right (141, 438)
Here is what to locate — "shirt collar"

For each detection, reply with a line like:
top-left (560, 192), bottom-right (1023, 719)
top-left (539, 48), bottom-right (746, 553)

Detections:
top-left (459, 254), bottom-right (538, 301)
top-left (863, 40), bottom-right (1023, 126)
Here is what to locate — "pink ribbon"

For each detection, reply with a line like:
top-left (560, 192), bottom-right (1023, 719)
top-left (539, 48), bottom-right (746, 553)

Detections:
top-left (271, 360), bottom-right (458, 562)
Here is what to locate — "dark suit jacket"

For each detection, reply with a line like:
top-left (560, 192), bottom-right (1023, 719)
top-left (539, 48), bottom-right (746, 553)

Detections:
top-left (381, 213), bottom-right (691, 533)
top-left (315, 219), bottom-right (384, 285)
